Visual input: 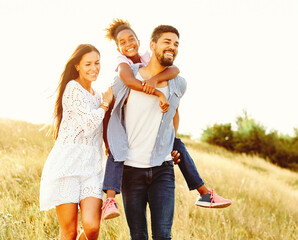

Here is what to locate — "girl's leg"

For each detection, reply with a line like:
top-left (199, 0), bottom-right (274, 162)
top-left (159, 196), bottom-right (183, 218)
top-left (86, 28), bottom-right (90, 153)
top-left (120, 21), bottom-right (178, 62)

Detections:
top-left (197, 185), bottom-right (209, 195)
top-left (102, 153), bottom-right (123, 219)
top-left (106, 189), bottom-right (116, 198)
top-left (173, 137), bottom-right (205, 190)
top-left (174, 137), bottom-right (232, 208)
top-left (56, 203), bottom-right (78, 240)
top-left (103, 153), bottom-right (124, 195)
top-left (78, 197), bottom-right (103, 240)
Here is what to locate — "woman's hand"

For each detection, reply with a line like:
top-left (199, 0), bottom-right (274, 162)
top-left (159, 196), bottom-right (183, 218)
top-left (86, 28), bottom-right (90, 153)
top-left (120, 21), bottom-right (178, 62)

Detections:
top-left (102, 87), bottom-right (113, 105)
top-left (105, 147), bottom-right (110, 157)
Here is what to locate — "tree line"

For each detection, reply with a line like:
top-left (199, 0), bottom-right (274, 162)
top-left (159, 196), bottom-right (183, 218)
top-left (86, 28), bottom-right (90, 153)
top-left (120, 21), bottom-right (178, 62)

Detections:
top-left (201, 112), bottom-right (298, 171)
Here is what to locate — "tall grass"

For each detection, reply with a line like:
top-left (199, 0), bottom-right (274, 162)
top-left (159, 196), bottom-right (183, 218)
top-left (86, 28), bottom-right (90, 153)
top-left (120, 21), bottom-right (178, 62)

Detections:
top-left (0, 119), bottom-right (297, 239)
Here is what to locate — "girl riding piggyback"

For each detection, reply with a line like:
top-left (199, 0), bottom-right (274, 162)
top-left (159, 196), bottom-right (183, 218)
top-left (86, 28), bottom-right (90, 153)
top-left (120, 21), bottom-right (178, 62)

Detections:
top-left (101, 19), bottom-right (232, 222)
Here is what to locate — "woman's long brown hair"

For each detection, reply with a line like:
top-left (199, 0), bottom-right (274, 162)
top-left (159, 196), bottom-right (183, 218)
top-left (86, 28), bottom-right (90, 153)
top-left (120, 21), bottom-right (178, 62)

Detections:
top-left (52, 44), bottom-right (100, 140)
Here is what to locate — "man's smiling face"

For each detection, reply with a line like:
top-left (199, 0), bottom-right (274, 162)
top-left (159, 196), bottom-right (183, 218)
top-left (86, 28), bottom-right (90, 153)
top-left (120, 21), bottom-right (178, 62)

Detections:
top-left (153, 32), bottom-right (179, 67)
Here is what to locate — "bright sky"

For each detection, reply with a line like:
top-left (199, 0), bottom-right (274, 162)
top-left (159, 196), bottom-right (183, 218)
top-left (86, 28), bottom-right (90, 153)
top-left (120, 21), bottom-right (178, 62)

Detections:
top-left (1, 0), bottom-right (298, 138)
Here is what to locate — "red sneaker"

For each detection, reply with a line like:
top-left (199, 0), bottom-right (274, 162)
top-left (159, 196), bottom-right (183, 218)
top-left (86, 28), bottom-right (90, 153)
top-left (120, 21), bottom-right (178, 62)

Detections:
top-left (101, 198), bottom-right (120, 220)
top-left (195, 189), bottom-right (232, 208)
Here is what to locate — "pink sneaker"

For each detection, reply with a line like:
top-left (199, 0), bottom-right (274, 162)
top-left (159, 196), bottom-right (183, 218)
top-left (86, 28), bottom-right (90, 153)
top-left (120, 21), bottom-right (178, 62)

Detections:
top-left (195, 189), bottom-right (232, 208)
top-left (101, 198), bottom-right (120, 220)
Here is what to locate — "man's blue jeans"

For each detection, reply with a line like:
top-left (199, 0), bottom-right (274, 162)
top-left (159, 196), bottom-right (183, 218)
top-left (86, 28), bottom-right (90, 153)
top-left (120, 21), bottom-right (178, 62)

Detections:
top-left (103, 137), bottom-right (204, 194)
top-left (121, 161), bottom-right (175, 240)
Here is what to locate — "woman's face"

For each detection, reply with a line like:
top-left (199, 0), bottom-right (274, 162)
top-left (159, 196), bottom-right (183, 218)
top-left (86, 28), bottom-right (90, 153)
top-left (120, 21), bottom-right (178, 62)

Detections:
top-left (76, 51), bottom-right (100, 83)
top-left (117, 29), bottom-right (140, 58)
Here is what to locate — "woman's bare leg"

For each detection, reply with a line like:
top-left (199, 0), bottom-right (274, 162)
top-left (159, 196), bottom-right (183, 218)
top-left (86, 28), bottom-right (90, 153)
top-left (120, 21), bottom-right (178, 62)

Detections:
top-left (56, 203), bottom-right (78, 240)
top-left (78, 197), bottom-right (103, 240)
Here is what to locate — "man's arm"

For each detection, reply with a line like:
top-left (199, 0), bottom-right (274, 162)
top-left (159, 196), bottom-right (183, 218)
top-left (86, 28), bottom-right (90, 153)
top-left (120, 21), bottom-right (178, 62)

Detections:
top-left (152, 65), bottom-right (180, 83)
top-left (173, 107), bottom-right (179, 136)
top-left (142, 65), bottom-right (180, 94)
top-left (172, 107), bottom-right (181, 164)
top-left (103, 98), bottom-right (115, 155)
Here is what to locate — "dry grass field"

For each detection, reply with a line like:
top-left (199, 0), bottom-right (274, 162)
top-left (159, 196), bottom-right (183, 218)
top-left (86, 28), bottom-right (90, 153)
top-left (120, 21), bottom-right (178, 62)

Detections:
top-left (0, 118), bottom-right (297, 239)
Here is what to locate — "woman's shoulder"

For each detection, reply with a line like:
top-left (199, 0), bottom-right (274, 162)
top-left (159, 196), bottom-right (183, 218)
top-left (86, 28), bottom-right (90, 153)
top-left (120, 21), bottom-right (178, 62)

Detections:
top-left (66, 80), bottom-right (80, 89)
top-left (63, 80), bottom-right (86, 99)
top-left (65, 80), bottom-right (85, 93)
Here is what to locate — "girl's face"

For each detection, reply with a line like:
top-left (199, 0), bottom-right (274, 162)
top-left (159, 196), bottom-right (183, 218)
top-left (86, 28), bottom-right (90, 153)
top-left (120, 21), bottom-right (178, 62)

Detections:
top-left (117, 29), bottom-right (140, 58)
top-left (76, 51), bottom-right (100, 83)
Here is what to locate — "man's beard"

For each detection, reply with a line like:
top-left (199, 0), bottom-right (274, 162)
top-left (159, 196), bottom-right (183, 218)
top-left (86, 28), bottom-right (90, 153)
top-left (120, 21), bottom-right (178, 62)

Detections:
top-left (156, 50), bottom-right (175, 67)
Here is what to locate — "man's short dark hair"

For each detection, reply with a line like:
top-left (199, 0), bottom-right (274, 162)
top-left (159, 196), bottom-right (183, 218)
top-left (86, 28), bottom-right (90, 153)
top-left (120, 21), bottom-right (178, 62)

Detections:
top-left (151, 25), bottom-right (180, 43)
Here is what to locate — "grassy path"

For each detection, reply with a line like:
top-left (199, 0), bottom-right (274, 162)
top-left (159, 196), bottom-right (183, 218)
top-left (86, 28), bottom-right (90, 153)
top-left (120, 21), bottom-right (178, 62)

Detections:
top-left (0, 119), bottom-right (297, 239)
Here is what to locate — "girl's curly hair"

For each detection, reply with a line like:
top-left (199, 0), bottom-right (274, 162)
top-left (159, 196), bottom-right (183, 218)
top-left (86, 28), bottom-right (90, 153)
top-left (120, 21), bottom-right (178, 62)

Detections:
top-left (105, 19), bottom-right (138, 44)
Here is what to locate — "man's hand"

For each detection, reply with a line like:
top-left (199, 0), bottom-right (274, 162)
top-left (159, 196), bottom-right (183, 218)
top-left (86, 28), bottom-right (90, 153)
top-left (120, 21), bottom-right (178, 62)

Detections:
top-left (142, 79), bottom-right (157, 95)
top-left (171, 150), bottom-right (180, 164)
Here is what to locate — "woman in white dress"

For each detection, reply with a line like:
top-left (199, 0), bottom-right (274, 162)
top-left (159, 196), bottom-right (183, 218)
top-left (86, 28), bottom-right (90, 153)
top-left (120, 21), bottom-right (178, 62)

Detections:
top-left (40, 44), bottom-right (113, 240)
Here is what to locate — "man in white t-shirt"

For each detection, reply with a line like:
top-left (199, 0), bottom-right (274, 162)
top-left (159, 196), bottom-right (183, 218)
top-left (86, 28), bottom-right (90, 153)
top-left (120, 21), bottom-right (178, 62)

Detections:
top-left (107, 25), bottom-right (186, 240)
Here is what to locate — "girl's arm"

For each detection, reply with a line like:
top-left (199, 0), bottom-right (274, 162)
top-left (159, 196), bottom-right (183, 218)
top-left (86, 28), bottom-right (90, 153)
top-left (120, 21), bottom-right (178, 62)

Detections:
top-left (142, 65), bottom-right (180, 94)
top-left (118, 63), bottom-right (144, 91)
top-left (118, 63), bottom-right (169, 112)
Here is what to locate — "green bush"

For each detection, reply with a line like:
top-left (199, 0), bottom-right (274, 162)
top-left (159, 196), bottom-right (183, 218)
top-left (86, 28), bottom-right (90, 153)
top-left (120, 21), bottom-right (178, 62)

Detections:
top-left (233, 115), bottom-right (267, 154)
top-left (201, 123), bottom-right (234, 150)
top-left (201, 114), bottom-right (298, 171)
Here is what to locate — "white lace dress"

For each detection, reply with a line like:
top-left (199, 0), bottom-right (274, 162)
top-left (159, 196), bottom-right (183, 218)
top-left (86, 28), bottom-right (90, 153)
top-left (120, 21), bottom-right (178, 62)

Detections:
top-left (40, 80), bottom-right (106, 211)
